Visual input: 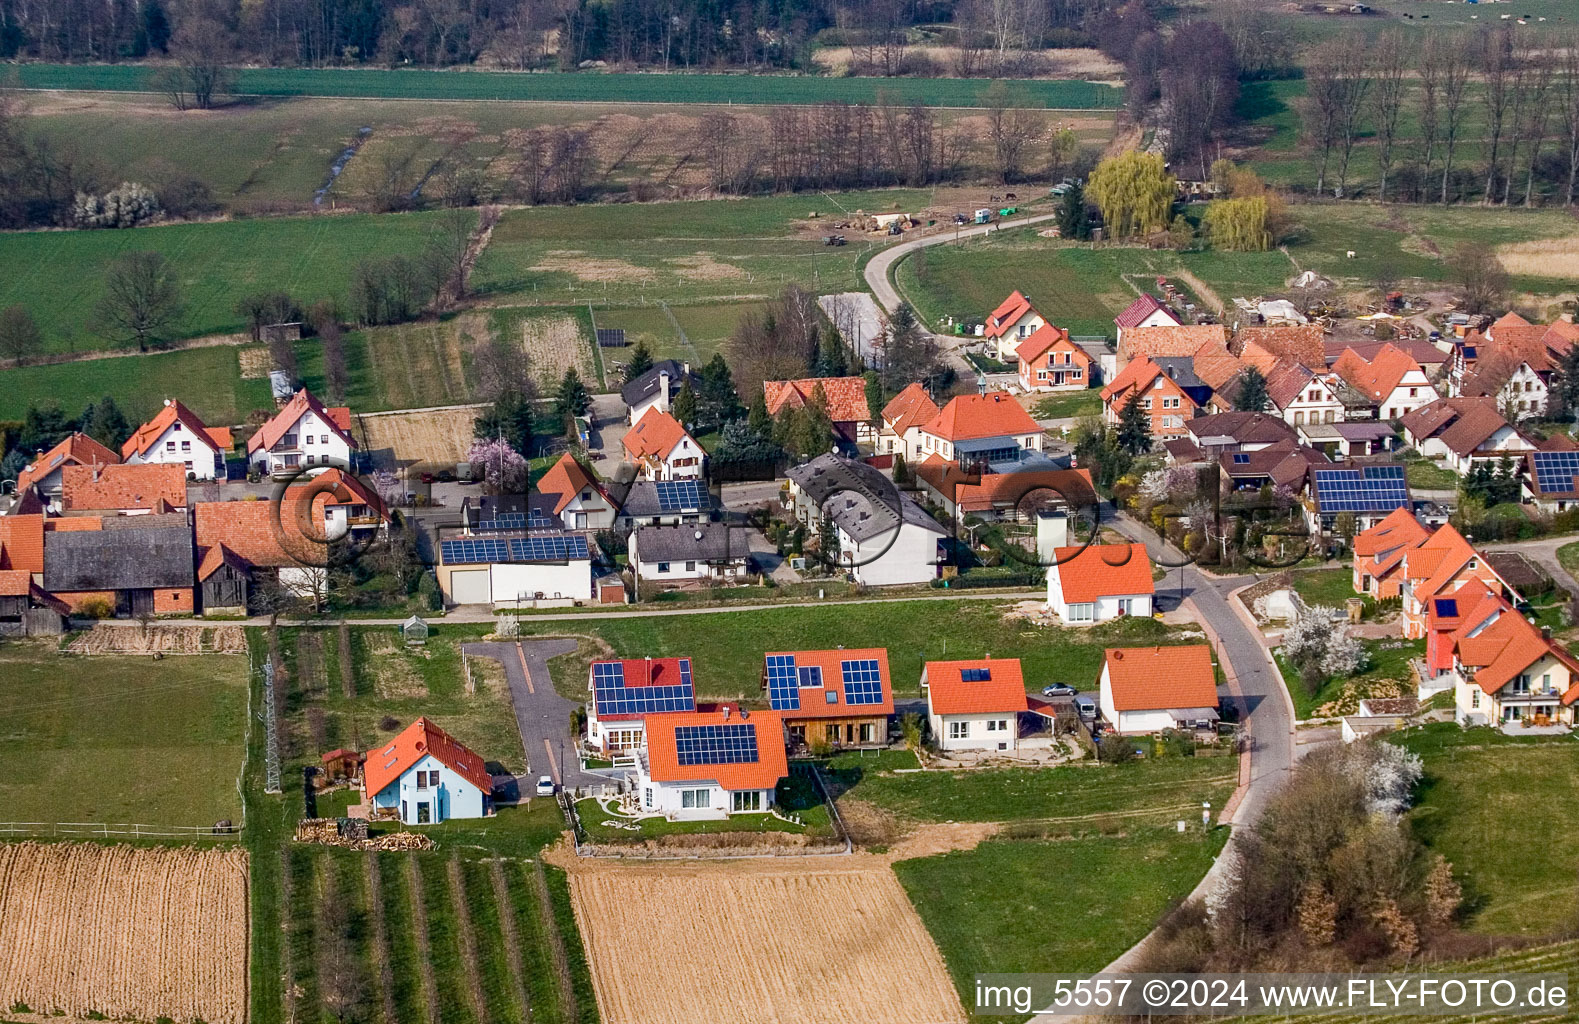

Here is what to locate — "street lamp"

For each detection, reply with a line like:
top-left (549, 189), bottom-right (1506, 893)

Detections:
top-left (1201, 801), bottom-right (1212, 828)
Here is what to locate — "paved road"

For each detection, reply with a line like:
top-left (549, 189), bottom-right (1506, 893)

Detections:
top-left (1482, 535), bottom-right (1579, 594)
top-left (461, 639), bottom-right (607, 794)
top-left (818, 292), bottom-right (887, 368)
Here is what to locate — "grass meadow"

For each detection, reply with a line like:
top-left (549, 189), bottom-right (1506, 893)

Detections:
top-left (0, 641), bottom-right (248, 827)
top-left (0, 344), bottom-right (270, 423)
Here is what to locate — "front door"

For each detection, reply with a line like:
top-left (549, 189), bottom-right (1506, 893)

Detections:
top-left (417, 801), bottom-right (431, 824)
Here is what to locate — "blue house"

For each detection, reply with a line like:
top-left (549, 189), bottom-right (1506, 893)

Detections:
top-left (362, 717), bottom-right (493, 825)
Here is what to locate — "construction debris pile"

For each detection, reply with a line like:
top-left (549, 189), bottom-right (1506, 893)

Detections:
top-left (293, 818), bottom-right (435, 851)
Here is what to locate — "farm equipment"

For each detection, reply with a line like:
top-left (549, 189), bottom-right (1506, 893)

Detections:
top-left (823, 234), bottom-right (846, 246)
top-left (974, 208), bottom-right (992, 224)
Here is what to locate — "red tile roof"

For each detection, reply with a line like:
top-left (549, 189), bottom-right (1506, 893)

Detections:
top-left (285, 467), bottom-right (389, 522)
top-left (763, 377), bottom-right (871, 424)
top-left (1456, 608), bottom-right (1579, 698)
top-left (246, 389), bottom-right (355, 455)
top-left (1052, 543), bottom-right (1156, 603)
top-left (363, 717), bottom-right (493, 801)
top-left (924, 658), bottom-right (1029, 715)
top-left (946, 468), bottom-right (1097, 515)
top-left (1405, 524), bottom-right (1505, 605)
top-left (1233, 325), bottom-right (1327, 370)
top-left (122, 399), bottom-right (233, 459)
top-left (1332, 343), bottom-right (1427, 401)
top-left (1101, 355), bottom-right (1169, 406)
top-left (1103, 645), bottom-right (1218, 711)
top-left (922, 392), bottom-right (1040, 442)
top-left (0, 515), bottom-right (46, 573)
top-left (1014, 323), bottom-right (1084, 366)
top-left (1190, 343), bottom-right (1246, 391)
top-left (882, 382), bottom-right (940, 437)
top-left (759, 648), bottom-right (894, 719)
top-left (984, 291), bottom-right (1037, 339)
top-left (1115, 293), bottom-right (1179, 330)
top-left (0, 569), bottom-right (31, 596)
top-left (1265, 361), bottom-right (1318, 409)
top-left (61, 463), bottom-right (187, 513)
top-left (193, 500), bottom-right (310, 570)
top-left (1436, 404), bottom-right (1521, 458)
top-left (643, 708), bottom-right (788, 790)
top-left (16, 433), bottom-right (120, 491)
top-left (536, 453), bottom-right (609, 515)
top-left (622, 407), bottom-right (693, 463)
top-left (1116, 324), bottom-right (1228, 364)
top-left (1353, 507), bottom-right (1429, 575)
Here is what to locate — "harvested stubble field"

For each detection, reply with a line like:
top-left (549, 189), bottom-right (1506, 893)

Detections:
top-left (0, 842), bottom-right (248, 1024)
top-left (564, 855), bottom-right (966, 1024)
top-left (65, 623), bottom-right (247, 655)
top-left (357, 405), bottom-right (486, 470)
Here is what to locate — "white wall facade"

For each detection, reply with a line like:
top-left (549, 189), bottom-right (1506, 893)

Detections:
top-left (253, 409), bottom-right (353, 475)
top-left (640, 434), bottom-right (706, 482)
top-left (992, 311), bottom-right (1046, 362)
top-left (1279, 380), bottom-right (1346, 428)
top-left (1497, 363), bottom-right (1547, 421)
top-left (917, 430), bottom-right (1043, 463)
top-left (125, 422), bottom-right (226, 480)
top-left (490, 560), bottom-right (593, 605)
top-left (840, 521), bottom-right (940, 586)
top-left (927, 710), bottom-right (1018, 752)
top-left (1444, 424), bottom-right (1532, 475)
top-left (1046, 573), bottom-right (1153, 623)
top-left (635, 776), bottom-right (776, 819)
top-left (368, 752), bottom-right (488, 825)
top-left (1376, 374), bottom-right (1438, 421)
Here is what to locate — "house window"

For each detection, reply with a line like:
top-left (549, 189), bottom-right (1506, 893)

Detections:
top-left (986, 719), bottom-right (999, 732)
top-left (644, 787), bottom-right (654, 809)
top-left (306, 435), bottom-right (314, 444)
top-left (732, 790), bottom-right (762, 812)
top-left (1068, 603), bottom-right (1094, 622)
top-left (1294, 412), bottom-right (1305, 425)
top-left (949, 721), bottom-right (969, 739)
top-left (165, 441), bottom-right (176, 451)
top-left (1117, 597), bottom-right (1138, 615)
top-left (1409, 388), bottom-right (1418, 398)
top-left (685, 560), bottom-right (697, 571)
top-left (1071, 369), bottom-right (1082, 380)
top-left (1513, 674), bottom-right (1531, 694)
top-left (180, 440), bottom-right (190, 452)
top-left (859, 722), bottom-right (876, 743)
top-left (681, 788), bottom-right (711, 808)
top-left (1471, 690), bottom-right (1480, 709)
top-left (658, 561), bottom-right (671, 573)
top-left (321, 435), bottom-right (329, 444)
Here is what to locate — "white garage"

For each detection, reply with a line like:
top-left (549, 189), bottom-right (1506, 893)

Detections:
top-left (436, 530), bottom-right (595, 608)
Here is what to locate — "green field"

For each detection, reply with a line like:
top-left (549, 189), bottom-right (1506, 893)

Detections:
top-left (0, 641), bottom-right (247, 828)
top-left (526, 599), bottom-right (1200, 702)
top-left (0, 344), bottom-right (271, 423)
top-left (1397, 724), bottom-right (1579, 937)
top-left (897, 828), bottom-right (1228, 1016)
top-left (593, 300), bottom-right (764, 368)
top-left (15, 62), bottom-right (1123, 108)
top-left (0, 209), bottom-right (470, 354)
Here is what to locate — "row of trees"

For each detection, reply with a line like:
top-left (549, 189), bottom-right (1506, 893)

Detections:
top-left (0, 396), bottom-right (133, 482)
top-left (1301, 26), bottom-right (1579, 206)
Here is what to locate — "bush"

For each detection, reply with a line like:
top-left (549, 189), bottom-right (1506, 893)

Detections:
top-left (1098, 733), bottom-right (1138, 764)
top-left (75, 596), bottom-right (114, 619)
top-left (73, 181), bottom-right (163, 228)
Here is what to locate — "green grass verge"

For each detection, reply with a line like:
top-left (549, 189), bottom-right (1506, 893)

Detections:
top-left (459, 859), bottom-right (528, 1024)
top-left (244, 633), bottom-right (290, 1024)
top-left (284, 846), bottom-right (322, 1015)
top-left (1396, 723), bottom-right (1579, 937)
top-left (506, 861), bottom-right (574, 1024)
top-left (1030, 390), bottom-right (1102, 420)
top-left (0, 345), bottom-right (271, 424)
top-left (15, 63), bottom-right (1123, 108)
top-left (416, 854), bottom-right (480, 1024)
top-left (1404, 458), bottom-right (1460, 491)
top-left (1287, 567), bottom-right (1358, 608)
top-left (0, 642), bottom-right (247, 827)
top-left (542, 865), bottom-right (601, 1024)
top-left (895, 828), bottom-right (1228, 1018)
top-left (378, 853), bottom-right (432, 1024)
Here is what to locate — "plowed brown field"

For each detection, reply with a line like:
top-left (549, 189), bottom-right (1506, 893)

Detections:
top-left (565, 856), bottom-right (965, 1024)
top-left (0, 843), bottom-right (248, 1024)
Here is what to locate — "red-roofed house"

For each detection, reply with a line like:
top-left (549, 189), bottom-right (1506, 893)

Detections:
top-left (1098, 645), bottom-right (1220, 734)
top-left (760, 648), bottom-right (893, 750)
top-left (1400, 397), bottom-right (1534, 475)
top-left (1233, 325), bottom-right (1328, 371)
top-left (1115, 324), bottom-right (1229, 368)
top-left (763, 377), bottom-right (874, 446)
top-left (1421, 578), bottom-right (1502, 685)
top-left (1352, 507), bottom-right (1430, 600)
top-left (878, 382), bottom-right (940, 459)
top-left (60, 463), bottom-right (188, 516)
top-left (916, 392), bottom-right (1043, 465)
top-left (1263, 361), bottom-right (1345, 427)
top-left (1100, 356), bottom-right (1208, 441)
top-left (15, 432), bottom-right (121, 501)
top-left (1332, 344), bottom-right (1438, 421)
top-left (1016, 323), bottom-right (1093, 393)
top-left (122, 399), bottom-right (234, 480)
top-left (622, 408), bottom-right (704, 481)
top-left (193, 498), bottom-right (333, 612)
top-left (921, 657), bottom-right (1029, 752)
top-left (1451, 314), bottom-right (1579, 420)
top-left (635, 707), bottom-right (788, 818)
top-left (983, 290), bottom-right (1046, 362)
top-left (0, 515), bottom-right (46, 575)
top-left (1046, 542), bottom-right (1155, 623)
top-left (247, 389), bottom-right (356, 476)
top-left (1114, 294), bottom-right (1182, 354)
top-left (534, 453), bottom-right (617, 530)
top-left (362, 717), bottom-right (493, 825)
top-left (585, 656), bottom-right (699, 755)
top-left (1400, 523), bottom-right (1520, 639)
top-left (1447, 599), bottom-right (1579, 728)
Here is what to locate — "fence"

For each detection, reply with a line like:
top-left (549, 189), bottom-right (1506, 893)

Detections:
top-left (0, 821), bottom-right (241, 839)
top-left (262, 656), bottom-right (282, 794)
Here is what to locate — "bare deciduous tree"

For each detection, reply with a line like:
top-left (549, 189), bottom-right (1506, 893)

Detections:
top-left (1438, 31), bottom-right (1475, 203)
top-left (1479, 29), bottom-right (1515, 205)
top-left (1370, 30), bottom-right (1409, 202)
top-left (93, 251), bottom-right (184, 353)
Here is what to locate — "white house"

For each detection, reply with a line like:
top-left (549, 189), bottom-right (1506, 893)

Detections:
top-left (622, 408), bottom-right (704, 481)
top-left (628, 522), bottom-right (749, 591)
top-left (121, 399), bottom-right (234, 480)
top-left (622, 360), bottom-right (700, 426)
top-left (634, 707), bottom-right (788, 819)
top-left (436, 529), bottom-right (593, 608)
top-left (1400, 398), bottom-right (1535, 476)
top-left (1332, 344), bottom-right (1438, 421)
top-left (586, 656), bottom-right (697, 756)
top-left (535, 453), bottom-right (619, 531)
top-left (1113, 293), bottom-right (1182, 356)
top-left (1046, 542), bottom-right (1155, 624)
top-left (1097, 645), bottom-right (1220, 735)
top-left (362, 717), bottom-right (492, 825)
top-left (878, 383), bottom-right (940, 460)
top-left (916, 392), bottom-right (1043, 466)
top-left (784, 452), bottom-right (944, 586)
top-left (614, 478), bottom-right (713, 531)
top-left (1264, 363), bottom-right (1346, 428)
top-left (983, 291), bottom-right (1046, 363)
top-left (247, 389), bottom-right (356, 476)
top-left (1450, 603), bottom-right (1579, 729)
top-left (921, 657), bottom-right (1029, 753)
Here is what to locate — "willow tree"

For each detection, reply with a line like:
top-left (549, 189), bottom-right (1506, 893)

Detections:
top-left (1203, 195), bottom-right (1270, 252)
top-left (1087, 151), bottom-right (1175, 240)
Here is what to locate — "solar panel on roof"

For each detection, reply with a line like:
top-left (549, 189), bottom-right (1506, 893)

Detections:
top-left (1313, 466), bottom-right (1409, 515)
top-left (591, 659), bottom-right (697, 717)
top-left (841, 659), bottom-right (884, 705)
top-left (674, 723), bottom-right (759, 766)
top-left (1532, 451), bottom-right (1579, 495)
top-left (507, 535), bottom-right (590, 562)
top-left (478, 512), bottom-right (527, 531)
top-left (653, 479), bottom-right (706, 511)
top-left (528, 508), bottom-right (554, 528)
top-left (960, 667), bottom-right (992, 682)
top-left (797, 665), bottom-right (823, 689)
top-left (765, 654), bottom-right (800, 710)
top-left (1434, 598), bottom-right (1458, 617)
top-left (1232, 453), bottom-right (1250, 464)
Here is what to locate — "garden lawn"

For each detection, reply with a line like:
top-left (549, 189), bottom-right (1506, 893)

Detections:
top-left (524, 600), bottom-right (1200, 701)
top-left (1557, 541), bottom-right (1579, 577)
top-left (1395, 723), bottom-right (1579, 937)
top-left (832, 755), bottom-right (1238, 825)
top-left (1288, 567), bottom-right (1358, 608)
top-left (1404, 458), bottom-right (1461, 492)
top-left (1031, 390), bottom-right (1102, 420)
top-left (0, 642), bottom-right (247, 827)
top-left (896, 828), bottom-right (1228, 1018)
top-left (0, 344), bottom-right (270, 424)
top-left (1278, 637), bottom-right (1424, 720)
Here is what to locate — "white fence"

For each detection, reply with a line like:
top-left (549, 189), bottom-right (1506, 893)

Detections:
top-left (0, 821), bottom-right (240, 839)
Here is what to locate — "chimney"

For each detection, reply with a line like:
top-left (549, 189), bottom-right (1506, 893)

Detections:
top-left (682, 361), bottom-right (691, 376)
top-left (1542, 625), bottom-right (1553, 641)
top-left (1036, 508), bottom-right (1068, 561)
top-left (722, 705), bottom-right (731, 721)
top-left (659, 370), bottom-right (672, 407)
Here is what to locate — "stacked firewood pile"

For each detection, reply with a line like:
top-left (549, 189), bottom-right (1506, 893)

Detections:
top-left (292, 818), bottom-right (434, 851)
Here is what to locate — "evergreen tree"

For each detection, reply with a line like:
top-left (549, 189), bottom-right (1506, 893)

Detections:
top-left (697, 354), bottom-right (742, 430)
top-left (1547, 345), bottom-right (1579, 420)
top-left (1116, 395), bottom-right (1152, 454)
top-left (817, 511), bottom-right (841, 568)
top-left (1235, 367), bottom-right (1271, 412)
top-left (621, 341), bottom-right (654, 386)
top-left (815, 330), bottom-right (848, 378)
top-left (864, 371), bottom-right (884, 427)
top-left (747, 389), bottom-right (772, 439)
top-left (140, 0), bottom-right (171, 53)
top-left (79, 396), bottom-right (131, 450)
top-left (892, 452), bottom-right (909, 485)
top-left (554, 369), bottom-right (591, 419)
top-left (1056, 182), bottom-right (1089, 241)
top-left (474, 390), bottom-right (535, 455)
top-left (672, 380), bottom-right (698, 427)
top-left (19, 405), bottom-right (72, 454)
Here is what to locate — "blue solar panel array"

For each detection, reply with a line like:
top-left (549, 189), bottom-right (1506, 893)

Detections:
top-left (441, 534), bottom-right (592, 565)
top-left (1434, 598), bottom-right (1458, 617)
top-left (674, 723), bottom-right (759, 766)
top-left (654, 479), bottom-right (707, 511)
top-left (591, 659), bottom-right (697, 717)
top-left (960, 667), bottom-right (992, 682)
top-left (766, 654), bottom-right (799, 710)
top-left (1313, 466), bottom-right (1409, 514)
top-left (841, 659), bottom-right (884, 705)
top-left (797, 665), bottom-right (823, 689)
top-left (1531, 451), bottom-right (1579, 495)
top-left (478, 512), bottom-right (527, 531)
